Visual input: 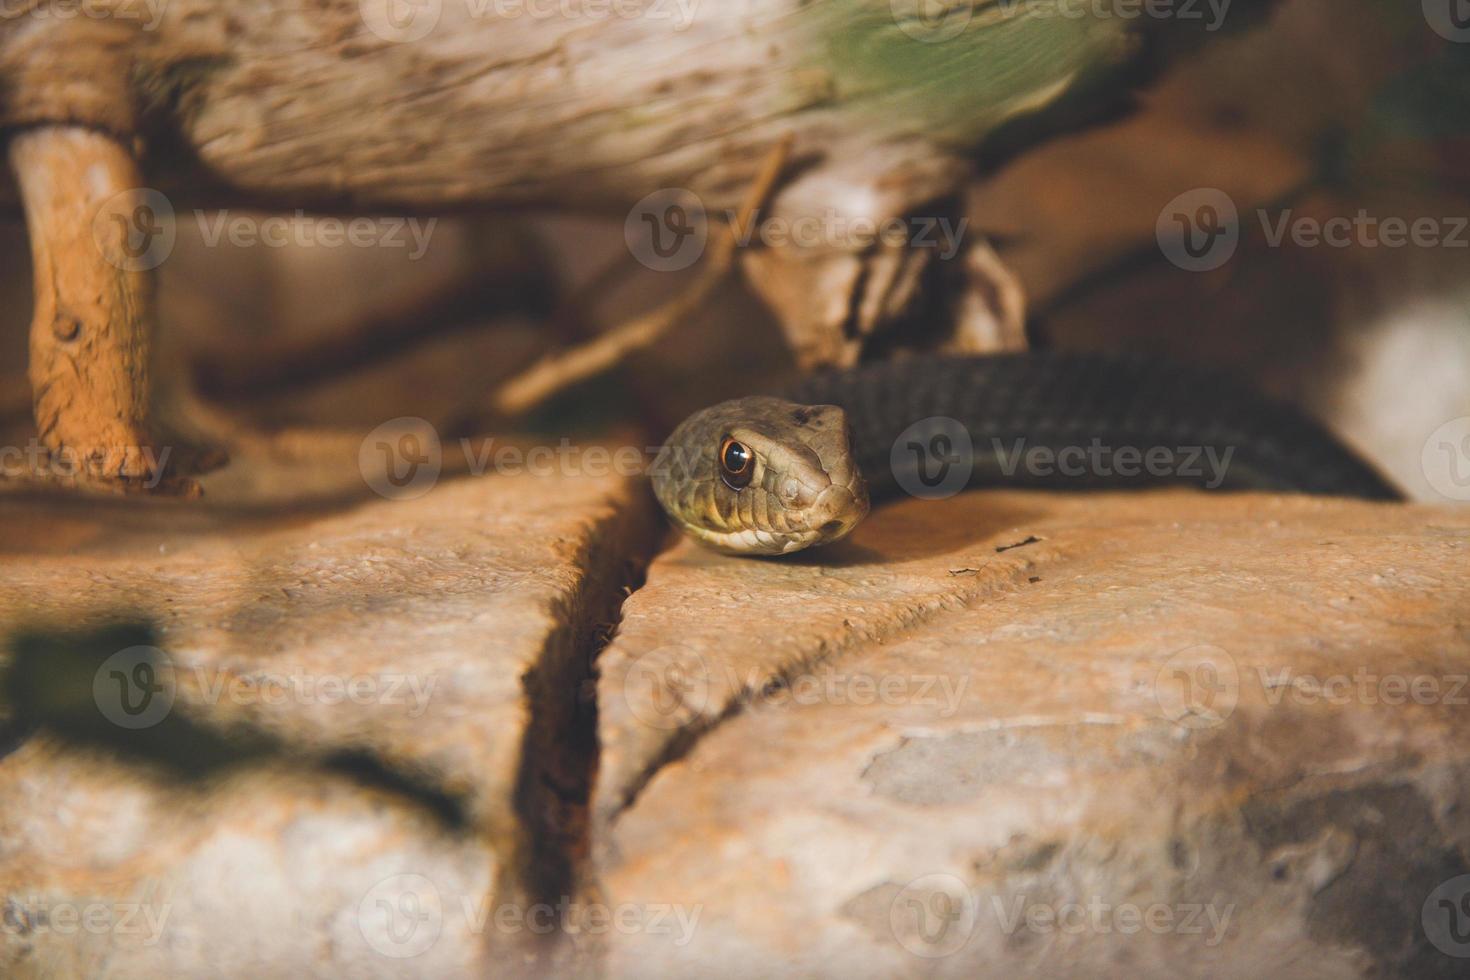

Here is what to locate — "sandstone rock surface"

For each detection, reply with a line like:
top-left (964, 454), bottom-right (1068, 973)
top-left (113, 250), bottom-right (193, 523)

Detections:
top-left (3, 464), bottom-right (1469, 977)
top-left (595, 491), bottom-right (1470, 978)
top-left (0, 438), bottom-right (654, 976)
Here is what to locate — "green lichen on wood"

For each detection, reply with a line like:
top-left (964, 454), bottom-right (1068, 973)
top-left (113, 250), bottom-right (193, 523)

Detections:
top-left (816, 0), bottom-right (1140, 147)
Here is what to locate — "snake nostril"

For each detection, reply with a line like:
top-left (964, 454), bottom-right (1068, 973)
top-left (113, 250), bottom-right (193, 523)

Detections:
top-left (821, 520), bottom-right (845, 534)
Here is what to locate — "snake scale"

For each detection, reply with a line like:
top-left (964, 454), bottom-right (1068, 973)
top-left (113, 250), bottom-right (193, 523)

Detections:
top-left (651, 352), bottom-right (1401, 556)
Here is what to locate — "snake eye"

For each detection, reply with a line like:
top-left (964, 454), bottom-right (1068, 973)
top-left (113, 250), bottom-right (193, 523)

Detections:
top-left (718, 436), bottom-right (753, 490)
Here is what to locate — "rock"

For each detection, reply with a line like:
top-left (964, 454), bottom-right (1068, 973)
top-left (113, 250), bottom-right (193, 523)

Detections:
top-left (594, 491), bottom-right (1470, 978)
top-left (0, 740), bottom-right (494, 977)
top-left (0, 434), bottom-right (656, 976)
top-left (6, 461), bottom-right (1469, 976)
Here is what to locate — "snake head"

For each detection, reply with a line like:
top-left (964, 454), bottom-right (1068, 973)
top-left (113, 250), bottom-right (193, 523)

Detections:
top-left (651, 396), bottom-right (870, 556)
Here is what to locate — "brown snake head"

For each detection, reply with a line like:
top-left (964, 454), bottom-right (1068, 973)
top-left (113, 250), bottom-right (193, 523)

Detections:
top-left (651, 396), bottom-right (870, 556)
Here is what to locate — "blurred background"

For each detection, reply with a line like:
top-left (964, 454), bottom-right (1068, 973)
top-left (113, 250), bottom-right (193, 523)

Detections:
top-left (1, 0), bottom-right (1464, 500)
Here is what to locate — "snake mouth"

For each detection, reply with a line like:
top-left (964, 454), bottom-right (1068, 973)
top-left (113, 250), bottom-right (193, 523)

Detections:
top-left (679, 478), bottom-right (869, 556)
top-left (804, 482), bottom-right (868, 546)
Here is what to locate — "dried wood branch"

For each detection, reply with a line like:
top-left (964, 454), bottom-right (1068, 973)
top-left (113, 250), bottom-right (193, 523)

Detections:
top-left (488, 134), bottom-right (795, 418)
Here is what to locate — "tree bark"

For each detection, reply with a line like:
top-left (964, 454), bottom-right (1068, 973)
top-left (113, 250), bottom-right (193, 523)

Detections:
top-left (10, 126), bottom-right (158, 480)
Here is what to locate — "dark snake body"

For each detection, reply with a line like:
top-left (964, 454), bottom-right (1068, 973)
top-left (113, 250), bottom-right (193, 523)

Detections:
top-left (786, 352), bottom-right (1400, 502)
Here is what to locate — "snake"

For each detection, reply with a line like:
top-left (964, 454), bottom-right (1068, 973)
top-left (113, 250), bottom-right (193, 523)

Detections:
top-left (650, 352), bottom-right (1401, 556)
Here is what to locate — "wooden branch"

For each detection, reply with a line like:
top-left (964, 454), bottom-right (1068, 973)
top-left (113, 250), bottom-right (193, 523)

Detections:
top-left (10, 126), bottom-right (157, 480)
top-left (489, 134), bottom-right (794, 418)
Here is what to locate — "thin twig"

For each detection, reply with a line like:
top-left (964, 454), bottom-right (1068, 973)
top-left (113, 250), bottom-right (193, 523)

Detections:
top-left (490, 134), bottom-right (794, 417)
